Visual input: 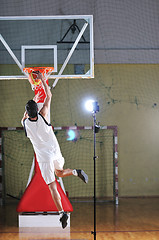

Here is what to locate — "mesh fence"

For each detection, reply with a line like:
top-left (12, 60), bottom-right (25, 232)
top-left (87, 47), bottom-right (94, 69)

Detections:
top-left (2, 128), bottom-right (115, 201)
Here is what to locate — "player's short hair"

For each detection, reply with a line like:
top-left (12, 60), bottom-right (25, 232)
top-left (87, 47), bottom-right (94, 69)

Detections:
top-left (25, 100), bottom-right (38, 118)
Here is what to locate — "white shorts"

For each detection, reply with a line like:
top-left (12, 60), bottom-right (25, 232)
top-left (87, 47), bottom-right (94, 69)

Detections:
top-left (38, 157), bottom-right (65, 184)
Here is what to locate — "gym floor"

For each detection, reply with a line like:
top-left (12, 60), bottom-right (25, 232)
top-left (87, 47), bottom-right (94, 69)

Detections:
top-left (0, 198), bottom-right (159, 240)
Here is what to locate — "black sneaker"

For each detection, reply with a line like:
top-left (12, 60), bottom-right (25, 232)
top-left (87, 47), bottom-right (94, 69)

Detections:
top-left (76, 169), bottom-right (88, 183)
top-left (60, 212), bottom-right (68, 229)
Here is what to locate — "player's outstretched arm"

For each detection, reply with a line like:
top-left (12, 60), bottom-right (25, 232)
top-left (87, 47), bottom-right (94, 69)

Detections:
top-left (38, 72), bottom-right (52, 120)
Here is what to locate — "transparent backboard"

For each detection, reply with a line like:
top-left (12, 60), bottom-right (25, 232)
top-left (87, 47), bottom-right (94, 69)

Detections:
top-left (0, 16), bottom-right (94, 83)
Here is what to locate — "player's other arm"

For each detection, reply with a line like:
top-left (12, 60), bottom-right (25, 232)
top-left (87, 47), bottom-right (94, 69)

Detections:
top-left (38, 72), bottom-right (52, 120)
top-left (21, 111), bottom-right (28, 126)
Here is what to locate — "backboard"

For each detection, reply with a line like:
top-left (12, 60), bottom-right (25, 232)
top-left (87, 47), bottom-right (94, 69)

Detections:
top-left (0, 16), bottom-right (94, 86)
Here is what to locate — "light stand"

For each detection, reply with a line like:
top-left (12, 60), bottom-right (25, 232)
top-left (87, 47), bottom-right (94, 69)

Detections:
top-left (90, 101), bottom-right (100, 240)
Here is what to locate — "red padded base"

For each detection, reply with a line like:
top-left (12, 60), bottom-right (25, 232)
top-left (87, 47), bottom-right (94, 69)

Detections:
top-left (16, 155), bottom-right (73, 212)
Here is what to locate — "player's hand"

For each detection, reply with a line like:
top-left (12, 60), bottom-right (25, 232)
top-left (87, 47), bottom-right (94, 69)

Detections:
top-left (36, 71), bottom-right (43, 80)
top-left (24, 111), bottom-right (28, 118)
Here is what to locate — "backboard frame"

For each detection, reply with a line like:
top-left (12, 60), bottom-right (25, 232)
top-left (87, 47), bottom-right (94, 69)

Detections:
top-left (0, 15), bottom-right (94, 82)
top-left (21, 45), bottom-right (57, 73)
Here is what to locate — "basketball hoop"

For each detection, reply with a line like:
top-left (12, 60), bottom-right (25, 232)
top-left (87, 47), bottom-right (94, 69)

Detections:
top-left (23, 67), bottom-right (54, 85)
top-left (23, 67), bottom-right (54, 103)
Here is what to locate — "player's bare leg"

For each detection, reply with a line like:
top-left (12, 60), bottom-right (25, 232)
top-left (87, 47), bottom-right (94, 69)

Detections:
top-left (55, 168), bottom-right (88, 183)
top-left (48, 181), bottom-right (63, 211)
top-left (48, 181), bottom-right (68, 229)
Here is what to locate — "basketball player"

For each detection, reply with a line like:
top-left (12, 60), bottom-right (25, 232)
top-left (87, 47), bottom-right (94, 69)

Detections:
top-left (21, 72), bottom-right (88, 229)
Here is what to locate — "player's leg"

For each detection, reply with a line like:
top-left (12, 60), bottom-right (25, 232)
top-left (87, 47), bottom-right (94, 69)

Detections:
top-left (55, 168), bottom-right (88, 183)
top-left (38, 161), bottom-right (68, 228)
top-left (48, 181), bottom-right (63, 211)
top-left (48, 180), bottom-right (68, 229)
top-left (55, 168), bottom-right (74, 177)
top-left (38, 162), bottom-right (63, 210)
top-left (54, 157), bottom-right (88, 183)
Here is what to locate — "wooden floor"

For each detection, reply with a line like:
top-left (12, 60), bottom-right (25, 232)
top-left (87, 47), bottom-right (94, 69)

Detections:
top-left (0, 198), bottom-right (159, 239)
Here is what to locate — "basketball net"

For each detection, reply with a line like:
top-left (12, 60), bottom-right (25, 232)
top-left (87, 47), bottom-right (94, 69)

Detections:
top-left (23, 67), bottom-right (54, 103)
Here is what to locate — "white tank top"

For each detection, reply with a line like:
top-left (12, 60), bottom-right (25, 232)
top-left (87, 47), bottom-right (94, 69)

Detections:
top-left (24, 113), bottom-right (62, 162)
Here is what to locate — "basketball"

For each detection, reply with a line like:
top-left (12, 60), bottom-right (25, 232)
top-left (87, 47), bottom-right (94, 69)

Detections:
top-left (28, 71), bottom-right (41, 85)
